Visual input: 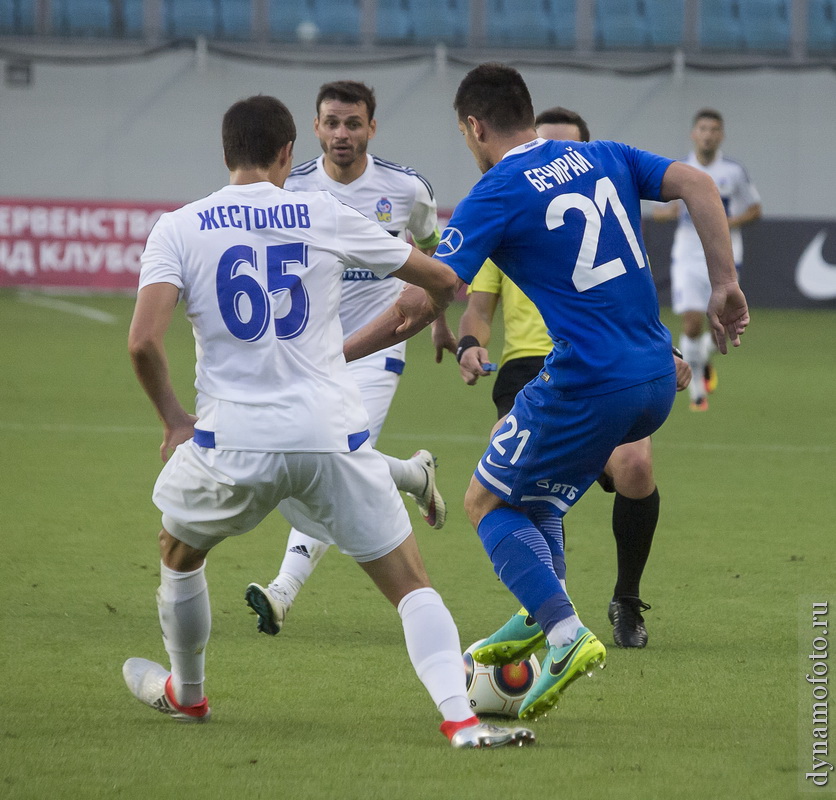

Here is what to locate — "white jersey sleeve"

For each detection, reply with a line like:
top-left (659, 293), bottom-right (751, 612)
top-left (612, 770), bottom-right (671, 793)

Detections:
top-left (139, 213), bottom-right (185, 293)
top-left (406, 175), bottom-right (440, 249)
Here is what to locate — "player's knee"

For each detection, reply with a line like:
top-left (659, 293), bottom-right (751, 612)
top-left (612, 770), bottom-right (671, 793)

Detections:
top-left (464, 477), bottom-right (502, 530)
top-left (610, 451), bottom-right (655, 497)
top-left (681, 313), bottom-right (703, 339)
top-left (159, 528), bottom-right (207, 572)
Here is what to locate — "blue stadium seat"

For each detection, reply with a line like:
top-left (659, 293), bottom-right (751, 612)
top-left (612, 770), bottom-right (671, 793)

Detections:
top-left (376, 0), bottom-right (413, 43)
top-left (312, 0), bottom-right (360, 43)
top-left (218, 0), bottom-right (252, 39)
top-left (643, 0), bottom-right (684, 48)
top-left (485, 0), bottom-right (570, 49)
top-left (409, 0), bottom-right (469, 46)
top-left (269, 0), bottom-right (315, 40)
top-left (700, 0), bottom-right (744, 49)
top-left (808, 0), bottom-right (836, 53)
top-left (164, 0), bottom-right (221, 38)
top-left (270, 0), bottom-right (359, 44)
top-left (545, 0), bottom-right (576, 48)
top-left (0, 0), bottom-right (36, 35)
top-left (53, 0), bottom-right (114, 36)
top-left (122, 0), bottom-right (145, 37)
top-left (596, 0), bottom-right (649, 49)
top-left (739, 0), bottom-right (789, 51)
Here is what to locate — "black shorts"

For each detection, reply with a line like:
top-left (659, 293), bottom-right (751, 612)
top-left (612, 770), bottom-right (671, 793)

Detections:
top-left (492, 356), bottom-right (546, 419)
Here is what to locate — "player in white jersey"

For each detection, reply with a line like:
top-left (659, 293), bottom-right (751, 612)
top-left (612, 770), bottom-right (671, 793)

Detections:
top-left (655, 108), bottom-right (761, 410)
top-left (122, 95), bottom-right (532, 749)
top-left (246, 81), bottom-right (455, 636)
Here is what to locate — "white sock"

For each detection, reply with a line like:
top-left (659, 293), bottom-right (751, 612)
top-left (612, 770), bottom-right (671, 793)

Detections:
top-left (157, 562), bottom-right (210, 706)
top-left (679, 334), bottom-right (705, 402)
top-left (546, 613), bottom-right (583, 648)
top-left (272, 529), bottom-right (329, 600)
top-left (379, 452), bottom-right (426, 495)
top-left (700, 331), bottom-right (715, 364)
top-left (398, 587), bottom-right (472, 723)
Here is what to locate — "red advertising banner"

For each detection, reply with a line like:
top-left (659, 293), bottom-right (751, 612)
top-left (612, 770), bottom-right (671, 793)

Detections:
top-left (0, 197), bottom-right (179, 291)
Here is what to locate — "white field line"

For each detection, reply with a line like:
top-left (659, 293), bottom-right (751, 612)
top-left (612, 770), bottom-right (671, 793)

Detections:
top-left (17, 293), bottom-right (118, 324)
top-left (0, 420), bottom-right (830, 454)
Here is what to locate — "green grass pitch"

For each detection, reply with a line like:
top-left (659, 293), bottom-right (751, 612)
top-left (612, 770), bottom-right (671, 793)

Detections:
top-left (1, 290), bottom-right (833, 799)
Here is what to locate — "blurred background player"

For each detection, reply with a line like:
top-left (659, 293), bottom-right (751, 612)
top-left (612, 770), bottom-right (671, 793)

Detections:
top-left (124, 94), bottom-right (533, 749)
top-left (654, 108), bottom-right (761, 411)
top-left (247, 80), bottom-right (457, 636)
top-left (457, 106), bottom-right (692, 649)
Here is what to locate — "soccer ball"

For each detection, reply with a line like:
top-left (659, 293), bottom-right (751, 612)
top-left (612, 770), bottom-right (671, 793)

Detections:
top-left (462, 639), bottom-right (540, 718)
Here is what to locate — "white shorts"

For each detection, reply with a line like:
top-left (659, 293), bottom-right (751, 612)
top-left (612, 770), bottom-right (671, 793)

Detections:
top-left (348, 354), bottom-right (402, 446)
top-left (670, 252), bottom-right (711, 314)
top-left (153, 440), bottom-right (412, 561)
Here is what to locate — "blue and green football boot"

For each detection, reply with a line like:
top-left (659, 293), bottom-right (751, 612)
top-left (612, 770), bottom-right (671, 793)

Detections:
top-left (472, 608), bottom-right (546, 666)
top-left (518, 627), bottom-right (607, 720)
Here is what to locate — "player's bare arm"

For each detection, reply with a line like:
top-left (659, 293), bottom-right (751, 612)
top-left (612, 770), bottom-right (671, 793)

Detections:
top-left (343, 250), bottom-right (458, 361)
top-left (457, 290), bottom-right (499, 385)
top-left (128, 281), bottom-right (196, 462)
top-left (660, 161), bottom-right (749, 353)
top-left (430, 313), bottom-right (458, 363)
top-left (413, 243), bottom-right (457, 363)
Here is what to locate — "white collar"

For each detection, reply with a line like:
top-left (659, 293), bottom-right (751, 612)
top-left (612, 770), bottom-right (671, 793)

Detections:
top-left (501, 138), bottom-right (548, 160)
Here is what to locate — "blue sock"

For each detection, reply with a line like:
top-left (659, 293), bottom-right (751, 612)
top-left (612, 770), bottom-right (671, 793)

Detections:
top-left (477, 508), bottom-right (575, 635)
top-left (526, 505), bottom-right (566, 585)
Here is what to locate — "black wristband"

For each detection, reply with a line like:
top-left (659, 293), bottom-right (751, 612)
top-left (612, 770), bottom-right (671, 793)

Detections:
top-left (456, 335), bottom-right (481, 364)
top-left (671, 345), bottom-right (683, 359)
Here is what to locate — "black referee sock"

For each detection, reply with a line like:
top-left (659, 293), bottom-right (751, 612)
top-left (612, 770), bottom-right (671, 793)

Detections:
top-left (612, 488), bottom-right (660, 600)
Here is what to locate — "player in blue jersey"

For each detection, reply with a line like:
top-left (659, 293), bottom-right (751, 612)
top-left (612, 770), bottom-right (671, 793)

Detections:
top-left (457, 106), bottom-right (694, 650)
top-left (345, 63), bottom-right (749, 720)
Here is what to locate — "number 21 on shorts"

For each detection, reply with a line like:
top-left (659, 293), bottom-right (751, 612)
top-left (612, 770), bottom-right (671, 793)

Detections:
top-left (491, 415), bottom-right (530, 465)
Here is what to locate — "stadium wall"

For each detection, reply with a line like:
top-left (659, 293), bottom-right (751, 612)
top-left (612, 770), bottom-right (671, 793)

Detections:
top-left (1, 47), bottom-right (834, 306)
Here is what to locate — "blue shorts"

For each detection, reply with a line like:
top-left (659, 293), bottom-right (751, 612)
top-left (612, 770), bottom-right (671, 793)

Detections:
top-left (474, 372), bottom-right (676, 513)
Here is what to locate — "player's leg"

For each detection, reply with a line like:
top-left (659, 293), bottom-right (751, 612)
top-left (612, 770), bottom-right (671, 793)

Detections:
top-left (289, 445), bottom-right (531, 748)
top-left (122, 529), bottom-right (213, 723)
top-left (672, 257), bottom-right (712, 410)
top-left (680, 309), bottom-right (709, 409)
top-left (353, 357), bottom-right (447, 529)
top-left (700, 330), bottom-right (718, 394)
top-left (360, 533), bottom-right (533, 748)
top-left (125, 446), bottom-right (286, 722)
top-left (469, 375), bottom-right (675, 718)
top-left (472, 503), bottom-right (567, 665)
top-left (603, 437), bottom-right (658, 648)
top-left (464, 478), bottom-right (605, 720)
top-left (247, 527), bottom-right (330, 635)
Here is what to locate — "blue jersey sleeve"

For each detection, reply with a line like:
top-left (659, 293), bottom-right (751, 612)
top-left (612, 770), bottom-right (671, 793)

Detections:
top-left (434, 179), bottom-right (505, 284)
top-left (612, 142), bottom-right (673, 202)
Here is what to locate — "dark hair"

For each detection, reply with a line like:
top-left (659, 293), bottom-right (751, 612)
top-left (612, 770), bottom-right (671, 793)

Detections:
top-left (454, 63), bottom-right (535, 135)
top-left (316, 80), bottom-right (376, 120)
top-left (693, 108), bottom-right (723, 127)
top-left (534, 106), bottom-right (590, 143)
top-left (222, 95), bottom-right (296, 170)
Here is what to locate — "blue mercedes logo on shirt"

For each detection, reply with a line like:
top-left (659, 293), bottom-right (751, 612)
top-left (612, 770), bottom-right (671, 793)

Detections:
top-left (436, 226), bottom-right (464, 257)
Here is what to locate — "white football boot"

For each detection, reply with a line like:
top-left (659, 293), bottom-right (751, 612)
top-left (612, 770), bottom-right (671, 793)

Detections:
top-left (123, 658), bottom-right (211, 723)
